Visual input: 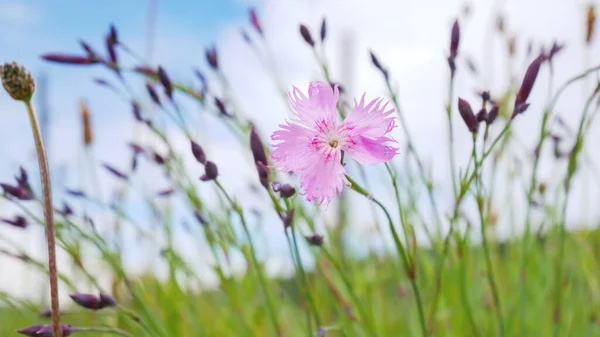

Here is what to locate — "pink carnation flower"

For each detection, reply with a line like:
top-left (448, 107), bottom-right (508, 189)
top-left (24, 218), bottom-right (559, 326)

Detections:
top-left (270, 81), bottom-right (398, 205)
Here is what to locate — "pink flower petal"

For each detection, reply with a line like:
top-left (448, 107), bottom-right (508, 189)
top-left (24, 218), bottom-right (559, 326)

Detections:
top-left (288, 81), bottom-right (339, 129)
top-left (340, 95), bottom-right (399, 164)
top-left (270, 121), bottom-right (348, 205)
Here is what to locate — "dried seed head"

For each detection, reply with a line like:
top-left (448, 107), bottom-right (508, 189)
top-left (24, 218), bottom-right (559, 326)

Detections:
top-left (191, 140), bottom-right (207, 164)
top-left (587, 4), bottom-right (596, 45)
top-left (320, 18), bottom-right (327, 42)
top-left (249, 8), bottom-right (263, 35)
top-left (201, 161), bottom-right (218, 181)
top-left (279, 184), bottom-right (296, 198)
top-left (80, 100), bottom-right (93, 146)
top-left (205, 46), bottom-right (218, 70)
top-left (457, 98), bottom-right (478, 133)
top-left (305, 234), bottom-right (324, 246)
top-left (299, 24), bottom-right (315, 47)
top-left (1, 62), bottom-right (35, 101)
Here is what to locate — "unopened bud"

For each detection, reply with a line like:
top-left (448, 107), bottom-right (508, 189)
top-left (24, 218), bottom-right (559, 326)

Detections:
top-left (449, 19), bottom-right (460, 60)
top-left (1, 215), bottom-right (27, 228)
top-left (513, 54), bottom-right (544, 118)
top-left (370, 50), bottom-right (389, 80)
top-left (200, 161), bottom-right (218, 181)
top-left (320, 18), bottom-right (327, 42)
top-left (271, 181), bottom-right (282, 192)
top-left (102, 164), bottom-right (129, 181)
top-left (1, 62), bottom-right (35, 101)
top-left (70, 293), bottom-right (101, 310)
top-left (249, 8), bottom-right (263, 35)
top-left (457, 98), bottom-right (478, 133)
top-left (191, 140), bottom-right (207, 164)
top-left (42, 54), bottom-right (95, 65)
top-left (98, 293), bottom-right (117, 308)
top-left (214, 97), bottom-right (230, 117)
top-left (476, 108), bottom-right (487, 123)
top-left (281, 208), bottom-right (295, 229)
top-left (157, 66), bottom-right (173, 100)
top-left (146, 83), bottom-right (161, 106)
top-left (1, 183), bottom-right (34, 200)
top-left (486, 104), bottom-right (499, 124)
top-left (280, 184), bottom-right (296, 198)
top-left (205, 46), bottom-right (218, 70)
top-left (18, 324), bottom-right (76, 337)
top-left (305, 234), bottom-right (324, 246)
top-left (299, 24), bottom-right (315, 47)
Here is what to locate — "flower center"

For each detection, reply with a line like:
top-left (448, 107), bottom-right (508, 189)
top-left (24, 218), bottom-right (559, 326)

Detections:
top-left (328, 139), bottom-right (339, 148)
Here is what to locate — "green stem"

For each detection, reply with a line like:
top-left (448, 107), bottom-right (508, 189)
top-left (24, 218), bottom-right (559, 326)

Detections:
top-left (346, 175), bottom-right (428, 337)
top-left (473, 136), bottom-right (504, 336)
top-left (75, 326), bottom-right (133, 337)
top-left (215, 180), bottom-right (282, 336)
top-left (24, 100), bottom-right (61, 337)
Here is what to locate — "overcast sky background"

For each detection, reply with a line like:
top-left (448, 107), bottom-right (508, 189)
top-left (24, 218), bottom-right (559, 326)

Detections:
top-left (1, 0), bottom-right (600, 301)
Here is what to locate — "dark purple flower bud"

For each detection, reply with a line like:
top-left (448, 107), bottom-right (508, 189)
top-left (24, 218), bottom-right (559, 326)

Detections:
top-left (17, 325), bottom-right (46, 337)
top-left (59, 202), bottom-right (74, 217)
top-left (476, 108), bottom-right (487, 123)
top-left (457, 98), bottom-right (478, 133)
top-left (1, 183), bottom-right (34, 200)
top-left (547, 41), bottom-right (564, 62)
top-left (200, 161), bottom-right (218, 181)
top-left (131, 101), bottom-right (143, 121)
top-left (241, 29), bottom-right (252, 44)
top-left (513, 54), bottom-right (544, 117)
top-left (449, 19), bottom-right (460, 60)
top-left (42, 54), bottom-right (95, 65)
top-left (102, 164), bottom-right (129, 181)
top-left (134, 66), bottom-right (158, 77)
top-left (281, 208), bottom-right (295, 229)
top-left (214, 97), bottom-right (230, 117)
top-left (108, 24), bottom-right (118, 45)
top-left (32, 324), bottom-right (76, 337)
top-left (194, 211), bottom-right (208, 226)
top-left (70, 293), bottom-right (100, 310)
top-left (16, 166), bottom-right (28, 186)
top-left (157, 66), bottom-right (173, 100)
top-left (271, 181), bottom-right (282, 192)
top-left (512, 102), bottom-right (530, 117)
top-left (1, 215), bottom-right (27, 228)
top-left (305, 234), bottom-right (324, 246)
top-left (256, 161), bottom-right (269, 188)
top-left (279, 184), bottom-right (296, 198)
top-left (146, 83), bottom-right (161, 106)
top-left (478, 90), bottom-right (490, 103)
top-left (191, 140), bottom-right (207, 164)
top-left (105, 34), bottom-right (118, 66)
top-left (66, 189), bottom-right (86, 198)
top-left (157, 188), bottom-right (174, 197)
top-left (79, 41), bottom-right (102, 63)
top-left (369, 50), bottom-right (389, 80)
top-left (205, 46), bottom-right (218, 70)
top-left (152, 152), bottom-right (166, 165)
top-left (250, 126), bottom-right (268, 167)
top-left (320, 18), bottom-right (327, 42)
top-left (98, 293), bottom-right (117, 308)
top-left (39, 309), bottom-right (55, 318)
top-left (486, 104), bottom-right (499, 125)
top-left (249, 8), bottom-right (262, 35)
top-left (299, 24), bottom-right (315, 47)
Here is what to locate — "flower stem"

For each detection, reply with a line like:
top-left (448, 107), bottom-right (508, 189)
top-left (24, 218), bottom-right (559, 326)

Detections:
top-left (346, 175), bottom-right (428, 337)
top-left (24, 100), bottom-right (61, 337)
top-left (472, 136), bottom-right (504, 337)
top-left (75, 326), bottom-right (133, 337)
top-left (215, 180), bottom-right (282, 336)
